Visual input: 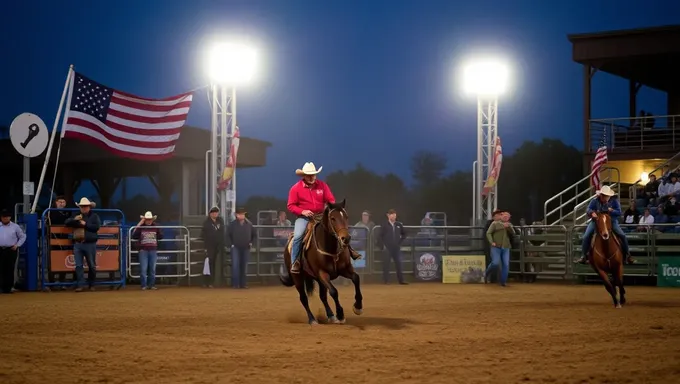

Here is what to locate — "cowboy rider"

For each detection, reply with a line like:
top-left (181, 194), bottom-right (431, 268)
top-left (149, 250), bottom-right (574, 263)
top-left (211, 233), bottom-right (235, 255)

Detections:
top-left (287, 162), bottom-right (361, 274)
top-left (575, 185), bottom-right (636, 265)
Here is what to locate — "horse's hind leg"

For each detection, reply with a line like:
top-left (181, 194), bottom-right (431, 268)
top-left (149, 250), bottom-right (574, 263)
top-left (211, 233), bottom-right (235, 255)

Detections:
top-left (319, 271), bottom-right (345, 323)
top-left (296, 282), bottom-right (317, 325)
top-left (616, 265), bottom-right (626, 306)
top-left (595, 268), bottom-right (619, 308)
top-left (317, 282), bottom-right (336, 322)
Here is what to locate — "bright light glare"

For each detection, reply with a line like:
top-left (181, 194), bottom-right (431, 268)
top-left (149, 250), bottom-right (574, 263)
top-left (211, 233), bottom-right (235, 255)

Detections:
top-left (207, 42), bottom-right (258, 85)
top-left (462, 60), bottom-right (510, 96)
top-left (640, 172), bottom-right (649, 183)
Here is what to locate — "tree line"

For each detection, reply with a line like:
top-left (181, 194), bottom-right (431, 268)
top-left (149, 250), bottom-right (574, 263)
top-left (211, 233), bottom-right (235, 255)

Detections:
top-left (243, 139), bottom-right (583, 226)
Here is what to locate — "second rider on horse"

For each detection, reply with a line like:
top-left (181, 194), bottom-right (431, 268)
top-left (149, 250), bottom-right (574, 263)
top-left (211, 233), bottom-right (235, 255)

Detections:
top-left (287, 162), bottom-right (361, 274)
top-left (575, 185), bottom-right (636, 265)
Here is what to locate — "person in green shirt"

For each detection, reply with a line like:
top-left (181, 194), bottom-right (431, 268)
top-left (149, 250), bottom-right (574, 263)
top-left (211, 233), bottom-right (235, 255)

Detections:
top-left (485, 209), bottom-right (514, 286)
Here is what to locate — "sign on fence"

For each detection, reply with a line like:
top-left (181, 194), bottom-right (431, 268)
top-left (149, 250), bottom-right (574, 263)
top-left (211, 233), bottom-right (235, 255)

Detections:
top-left (657, 257), bottom-right (680, 287)
top-left (414, 252), bottom-right (441, 281)
top-left (442, 255), bottom-right (486, 284)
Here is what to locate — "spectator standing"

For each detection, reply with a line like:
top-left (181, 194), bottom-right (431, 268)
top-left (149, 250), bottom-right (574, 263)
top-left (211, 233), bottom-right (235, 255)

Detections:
top-left (64, 198), bottom-right (100, 292)
top-left (0, 209), bottom-right (26, 294)
top-left (201, 206), bottom-right (225, 288)
top-left (354, 211), bottom-right (375, 231)
top-left (275, 210), bottom-right (291, 227)
top-left (227, 207), bottom-right (256, 289)
top-left (48, 196), bottom-right (71, 288)
top-left (274, 210), bottom-right (291, 247)
top-left (132, 211), bottom-right (162, 290)
top-left (377, 209), bottom-right (408, 285)
top-left (485, 210), bottom-right (513, 287)
top-left (654, 206), bottom-right (668, 231)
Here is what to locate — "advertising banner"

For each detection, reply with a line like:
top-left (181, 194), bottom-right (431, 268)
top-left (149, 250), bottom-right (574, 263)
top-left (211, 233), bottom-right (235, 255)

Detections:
top-left (442, 255), bottom-right (486, 284)
top-left (657, 256), bottom-right (680, 287)
top-left (413, 252), bottom-right (441, 281)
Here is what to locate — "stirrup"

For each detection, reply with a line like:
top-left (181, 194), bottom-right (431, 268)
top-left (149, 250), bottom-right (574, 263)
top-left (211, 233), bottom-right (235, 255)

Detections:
top-left (290, 260), bottom-right (301, 274)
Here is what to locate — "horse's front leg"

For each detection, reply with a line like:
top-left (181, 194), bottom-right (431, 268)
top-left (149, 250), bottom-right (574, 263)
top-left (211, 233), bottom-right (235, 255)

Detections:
top-left (319, 271), bottom-right (345, 323)
top-left (317, 282), bottom-right (336, 322)
top-left (341, 270), bottom-right (363, 315)
top-left (594, 268), bottom-right (619, 308)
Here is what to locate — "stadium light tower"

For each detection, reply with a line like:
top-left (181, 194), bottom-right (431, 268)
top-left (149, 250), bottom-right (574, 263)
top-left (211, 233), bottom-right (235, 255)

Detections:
top-left (462, 58), bottom-right (510, 226)
top-left (206, 41), bottom-right (258, 221)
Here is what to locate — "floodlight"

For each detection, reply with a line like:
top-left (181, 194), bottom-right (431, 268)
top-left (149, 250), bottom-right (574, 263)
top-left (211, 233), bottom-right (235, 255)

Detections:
top-left (207, 42), bottom-right (258, 85)
top-left (462, 60), bottom-right (510, 96)
top-left (640, 172), bottom-right (649, 183)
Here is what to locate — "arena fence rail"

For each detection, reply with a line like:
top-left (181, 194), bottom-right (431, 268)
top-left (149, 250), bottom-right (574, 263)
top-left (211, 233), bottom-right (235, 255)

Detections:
top-left (127, 226), bottom-right (190, 284)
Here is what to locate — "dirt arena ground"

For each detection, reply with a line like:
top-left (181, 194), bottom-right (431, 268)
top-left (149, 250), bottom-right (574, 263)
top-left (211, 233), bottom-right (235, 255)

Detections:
top-left (1, 283), bottom-right (679, 384)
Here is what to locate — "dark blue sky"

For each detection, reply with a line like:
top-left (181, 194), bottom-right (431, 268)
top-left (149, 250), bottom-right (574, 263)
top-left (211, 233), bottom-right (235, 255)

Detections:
top-left (1, 0), bottom-right (678, 200)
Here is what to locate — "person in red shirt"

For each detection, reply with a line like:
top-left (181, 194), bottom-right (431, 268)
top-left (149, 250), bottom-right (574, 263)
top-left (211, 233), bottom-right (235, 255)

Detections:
top-left (287, 162), bottom-right (361, 273)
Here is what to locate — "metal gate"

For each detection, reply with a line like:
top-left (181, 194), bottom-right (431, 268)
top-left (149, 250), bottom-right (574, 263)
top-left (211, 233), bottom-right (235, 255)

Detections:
top-left (127, 226), bottom-right (190, 281)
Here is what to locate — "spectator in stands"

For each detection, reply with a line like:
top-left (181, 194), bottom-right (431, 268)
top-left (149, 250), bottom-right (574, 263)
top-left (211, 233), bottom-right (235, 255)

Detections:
top-left (274, 210), bottom-right (292, 247)
top-left (276, 210), bottom-right (291, 227)
top-left (419, 215), bottom-right (437, 237)
top-left (377, 209), bottom-right (407, 285)
top-left (622, 201), bottom-right (640, 232)
top-left (65, 198), bottom-right (100, 292)
top-left (0, 209), bottom-right (26, 294)
top-left (485, 209), bottom-right (513, 287)
top-left (227, 207), bottom-right (256, 289)
top-left (643, 174), bottom-right (659, 206)
top-left (637, 208), bottom-right (655, 232)
top-left (201, 206), bottom-right (225, 288)
top-left (659, 174), bottom-right (680, 203)
top-left (654, 205), bottom-right (669, 231)
top-left (132, 211), bottom-right (162, 290)
top-left (354, 210), bottom-right (375, 231)
top-left (664, 197), bottom-right (679, 216)
top-left (48, 196), bottom-right (71, 288)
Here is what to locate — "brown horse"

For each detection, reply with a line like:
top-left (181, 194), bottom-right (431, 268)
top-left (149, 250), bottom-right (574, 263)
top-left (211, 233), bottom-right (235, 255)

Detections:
top-left (589, 212), bottom-right (626, 308)
top-left (279, 199), bottom-right (364, 325)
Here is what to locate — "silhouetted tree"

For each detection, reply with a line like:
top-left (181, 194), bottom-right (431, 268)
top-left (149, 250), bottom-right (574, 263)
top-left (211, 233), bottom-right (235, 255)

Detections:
top-left (410, 150), bottom-right (447, 187)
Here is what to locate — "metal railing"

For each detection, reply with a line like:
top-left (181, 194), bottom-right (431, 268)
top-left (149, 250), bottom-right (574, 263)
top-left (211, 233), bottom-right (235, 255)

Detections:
top-left (629, 151), bottom-right (680, 200)
top-left (589, 114), bottom-right (680, 153)
top-left (127, 226), bottom-right (190, 283)
top-left (543, 167), bottom-right (620, 226)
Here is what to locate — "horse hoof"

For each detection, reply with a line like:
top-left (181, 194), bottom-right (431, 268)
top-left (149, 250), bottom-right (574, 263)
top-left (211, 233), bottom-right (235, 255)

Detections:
top-left (328, 316), bottom-right (338, 324)
top-left (615, 304), bottom-right (622, 309)
top-left (335, 318), bottom-right (346, 324)
top-left (309, 320), bottom-right (319, 326)
top-left (352, 305), bottom-right (363, 315)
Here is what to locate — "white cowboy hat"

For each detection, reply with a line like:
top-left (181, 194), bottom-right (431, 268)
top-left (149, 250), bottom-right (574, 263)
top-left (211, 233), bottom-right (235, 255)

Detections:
top-left (76, 197), bottom-right (96, 207)
top-left (140, 211), bottom-right (157, 220)
top-left (596, 185), bottom-right (617, 196)
top-left (295, 162), bottom-right (323, 176)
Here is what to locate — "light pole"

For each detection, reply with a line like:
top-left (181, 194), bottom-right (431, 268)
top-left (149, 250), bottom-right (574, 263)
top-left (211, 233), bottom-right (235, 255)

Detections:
top-left (463, 59), bottom-right (509, 226)
top-left (206, 41), bottom-right (258, 221)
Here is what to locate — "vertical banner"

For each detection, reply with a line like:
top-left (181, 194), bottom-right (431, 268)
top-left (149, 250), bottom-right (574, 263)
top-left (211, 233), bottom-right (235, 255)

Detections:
top-left (657, 257), bottom-right (680, 287)
top-left (413, 252), bottom-right (441, 281)
top-left (442, 255), bottom-right (486, 283)
top-left (218, 126), bottom-right (241, 191)
top-left (482, 137), bottom-right (503, 196)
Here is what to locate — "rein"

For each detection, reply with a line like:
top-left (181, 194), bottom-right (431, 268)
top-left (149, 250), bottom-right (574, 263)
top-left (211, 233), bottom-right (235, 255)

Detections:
top-left (311, 209), bottom-right (348, 261)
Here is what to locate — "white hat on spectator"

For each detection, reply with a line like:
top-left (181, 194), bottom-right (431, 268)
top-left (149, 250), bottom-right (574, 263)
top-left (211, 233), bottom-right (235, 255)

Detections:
top-left (140, 211), bottom-right (157, 220)
top-left (76, 197), bottom-right (96, 207)
top-left (596, 185), bottom-right (616, 196)
top-left (295, 162), bottom-right (323, 176)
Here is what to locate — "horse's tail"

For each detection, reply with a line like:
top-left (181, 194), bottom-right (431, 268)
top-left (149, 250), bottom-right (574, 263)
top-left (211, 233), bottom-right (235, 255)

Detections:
top-left (279, 269), bottom-right (294, 287)
top-left (304, 277), bottom-right (315, 297)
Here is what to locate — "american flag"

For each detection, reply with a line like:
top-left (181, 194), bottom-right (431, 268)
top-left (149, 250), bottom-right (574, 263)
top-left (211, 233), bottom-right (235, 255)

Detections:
top-left (218, 125), bottom-right (241, 191)
top-left (591, 132), bottom-right (608, 188)
top-left (62, 72), bottom-right (193, 161)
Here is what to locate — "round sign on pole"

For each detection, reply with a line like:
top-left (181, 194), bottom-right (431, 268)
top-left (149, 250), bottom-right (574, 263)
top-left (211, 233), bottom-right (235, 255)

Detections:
top-left (9, 113), bottom-right (49, 158)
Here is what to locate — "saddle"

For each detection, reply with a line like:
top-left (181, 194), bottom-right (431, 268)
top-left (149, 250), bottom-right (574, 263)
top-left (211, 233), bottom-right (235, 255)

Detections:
top-left (286, 215), bottom-right (322, 257)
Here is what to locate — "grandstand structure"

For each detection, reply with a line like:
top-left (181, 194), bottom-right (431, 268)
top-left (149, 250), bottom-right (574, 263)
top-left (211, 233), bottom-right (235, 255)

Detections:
top-left (0, 125), bottom-right (271, 219)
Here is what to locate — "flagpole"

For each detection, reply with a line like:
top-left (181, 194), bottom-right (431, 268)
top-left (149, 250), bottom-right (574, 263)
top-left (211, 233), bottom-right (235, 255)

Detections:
top-left (230, 87), bottom-right (237, 213)
top-left (31, 65), bottom-right (74, 213)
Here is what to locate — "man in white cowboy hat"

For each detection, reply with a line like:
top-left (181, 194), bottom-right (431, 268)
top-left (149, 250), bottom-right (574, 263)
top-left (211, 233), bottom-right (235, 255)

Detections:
top-left (64, 197), bottom-right (101, 291)
top-left (576, 185), bottom-right (636, 265)
top-left (287, 162), bottom-right (361, 274)
top-left (132, 211), bottom-right (163, 290)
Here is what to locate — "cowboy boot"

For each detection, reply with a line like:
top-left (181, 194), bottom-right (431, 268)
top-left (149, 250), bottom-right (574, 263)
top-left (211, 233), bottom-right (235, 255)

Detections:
top-left (625, 253), bottom-right (636, 264)
top-left (575, 254), bottom-right (588, 264)
top-left (348, 245), bottom-right (362, 260)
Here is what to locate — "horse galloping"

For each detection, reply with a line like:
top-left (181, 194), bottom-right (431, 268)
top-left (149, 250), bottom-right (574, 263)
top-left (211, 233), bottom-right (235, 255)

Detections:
top-left (279, 199), bottom-right (364, 325)
top-left (589, 212), bottom-right (626, 308)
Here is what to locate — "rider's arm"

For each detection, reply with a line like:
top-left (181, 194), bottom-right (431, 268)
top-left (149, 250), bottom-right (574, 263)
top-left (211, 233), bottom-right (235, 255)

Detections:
top-left (322, 182), bottom-right (336, 204)
top-left (287, 185), bottom-right (303, 216)
top-left (586, 199), bottom-right (597, 217)
top-left (609, 200), bottom-right (622, 217)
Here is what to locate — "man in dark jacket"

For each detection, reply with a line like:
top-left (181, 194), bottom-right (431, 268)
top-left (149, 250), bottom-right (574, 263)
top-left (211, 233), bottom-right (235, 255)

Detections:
top-left (201, 206), bottom-right (226, 287)
top-left (227, 207), bottom-right (256, 289)
top-left (377, 209), bottom-right (408, 285)
top-left (48, 196), bottom-right (71, 288)
top-left (65, 197), bottom-right (101, 292)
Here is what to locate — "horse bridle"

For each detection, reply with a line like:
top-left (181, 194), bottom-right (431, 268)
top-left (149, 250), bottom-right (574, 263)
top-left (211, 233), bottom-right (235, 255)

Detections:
top-left (313, 208), bottom-right (349, 260)
top-left (592, 214), bottom-right (618, 266)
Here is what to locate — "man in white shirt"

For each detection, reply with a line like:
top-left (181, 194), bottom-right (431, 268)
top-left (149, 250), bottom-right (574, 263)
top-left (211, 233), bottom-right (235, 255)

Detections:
top-left (637, 208), bottom-right (655, 232)
top-left (0, 209), bottom-right (27, 294)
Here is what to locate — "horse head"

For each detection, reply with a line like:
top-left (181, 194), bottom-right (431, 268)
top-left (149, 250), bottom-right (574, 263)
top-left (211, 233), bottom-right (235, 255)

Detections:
top-left (594, 212), bottom-right (613, 241)
top-left (323, 199), bottom-right (351, 248)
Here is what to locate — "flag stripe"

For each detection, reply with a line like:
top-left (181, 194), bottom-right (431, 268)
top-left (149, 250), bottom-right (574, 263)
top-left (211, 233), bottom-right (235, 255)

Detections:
top-left (62, 72), bottom-right (193, 161)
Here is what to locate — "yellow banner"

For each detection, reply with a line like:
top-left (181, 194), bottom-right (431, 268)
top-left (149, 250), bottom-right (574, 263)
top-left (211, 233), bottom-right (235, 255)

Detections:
top-left (442, 255), bottom-right (486, 284)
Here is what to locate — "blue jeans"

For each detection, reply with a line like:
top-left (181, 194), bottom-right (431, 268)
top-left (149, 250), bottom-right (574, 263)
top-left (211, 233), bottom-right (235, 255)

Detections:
top-left (139, 249), bottom-right (158, 288)
top-left (231, 247), bottom-right (250, 288)
top-left (581, 220), bottom-right (629, 256)
top-left (73, 242), bottom-right (97, 288)
top-left (290, 218), bottom-right (308, 264)
top-left (486, 247), bottom-right (510, 285)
